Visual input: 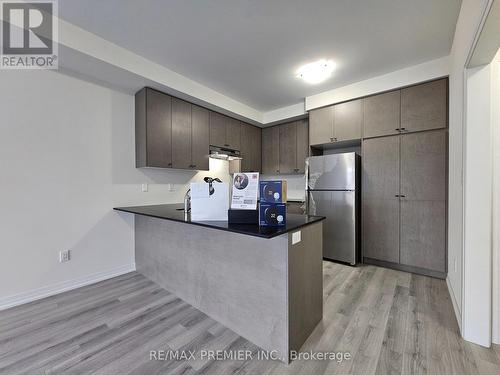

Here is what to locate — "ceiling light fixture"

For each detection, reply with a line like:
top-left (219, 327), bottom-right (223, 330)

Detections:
top-left (296, 59), bottom-right (335, 84)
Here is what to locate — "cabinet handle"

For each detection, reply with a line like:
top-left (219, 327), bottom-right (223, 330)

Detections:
top-left (395, 194), bottom-right (400, 197)
top-left (400, 127), bottom-right (407, 132)
top-left (168, 163), bottom-right (172, 166)
top-left (330, 137), bottom-right (334, 142)
top-left (400, 194), bottom-right (406, 198)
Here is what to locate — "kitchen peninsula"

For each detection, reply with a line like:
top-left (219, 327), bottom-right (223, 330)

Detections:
top-left (114, 204), bottom-right (325, 363)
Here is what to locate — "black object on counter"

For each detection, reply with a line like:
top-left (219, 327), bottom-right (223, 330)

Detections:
top-left (228, 209), bottom-right (259, 224)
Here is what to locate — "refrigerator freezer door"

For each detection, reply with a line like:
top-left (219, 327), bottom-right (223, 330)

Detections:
top-left (308, 190), bottom-right (356, 264)
top-left (307, 153), bottom-right (357, 190)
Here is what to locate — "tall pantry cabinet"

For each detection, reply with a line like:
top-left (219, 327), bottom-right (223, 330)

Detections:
top-left (362, 78), bottom-right (448, 278)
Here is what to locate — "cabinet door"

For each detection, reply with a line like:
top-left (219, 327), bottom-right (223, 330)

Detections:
top-left (362, 136), bottom-right (400, 263)
top-left (309, 106), bottom-right (334, 145)
top-left (401, 78), bottom-right (447, 132)
top-left (262, 126), bottom-right (280, 174)
top-left (251, 125), bottom-right (262, 172)
top-left (171, 98), bottom-right (192, 169)
top-left (400, 130), bottom-right (447, 272)
top-left (146, 89), bottom-right (172, 168)
top-left (363, 90), bottom-right (401, 138)
top-left (279, 122), bottom-right (297, 174)
top-left (225, 117), bottom-right (241, 150)
top-left (295, 119), bottom-right (309, 173)
top-left (191, 105), bottom-right (210, 171)
top-left (334, 99), bottom-right (362, 141)
top-left (240, 123), bottom-right (261, 172)
top-left (209, 112), bottom-right (227, 147)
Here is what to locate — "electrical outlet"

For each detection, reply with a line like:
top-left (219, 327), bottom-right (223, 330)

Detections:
top-left (168, 184), bottom-right (174, 192)
top-left (141, 183), bottom-right (148, 192)
top-left (59, 250), bottom-right (71, 263)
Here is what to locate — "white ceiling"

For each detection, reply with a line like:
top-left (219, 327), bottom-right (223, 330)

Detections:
top-left (59, 0), bottom-right (461, 112)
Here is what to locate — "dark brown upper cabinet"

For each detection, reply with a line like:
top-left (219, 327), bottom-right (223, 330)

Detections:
top-left (209, 112), bottom-right (227, 148)
top-left (262, 126), bottom-right (280, 174)
top-left (191, 105), bottom-right (210, 171)
top-left (334, 99), bottom-right (362, 141)
top-left (262, 120), bottom-right (309, 175)
top-left (209, 112), bottom-right (241, 150)
top-left (136, 88), bottom-right (209, 171)
top-left (309, 99), bottom-right (362, 146)
top-left (309, 106), bottom-right (334, 146)
top-left (279, 122), bottom-right (297, 174)
top-left (135, 88), bottom-right (172, 168)
top-left (295, 119), bottom-right (309, 174)
top-left (401, 78), bottom-right (448, 133)
top-left (226, 117), bottom-right (241, 150)
top-left (279, 120), bottom-right (309, 174)
top-left (171, 98), bottom-right (210, 171)
top-left (240, 122), bottom-right (262, 173)
top-left (171, 98), bottom-right (192, 169)
top-left (363, 90), bottom-right (401, 138)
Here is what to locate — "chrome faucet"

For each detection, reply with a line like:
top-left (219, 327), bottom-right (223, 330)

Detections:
top-left (184, 189), bottom-right (191, 212)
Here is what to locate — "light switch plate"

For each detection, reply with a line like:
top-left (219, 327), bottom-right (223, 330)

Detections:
top-left (141, 183), bottom-right (148, 192)
top-left (292, 231), bottom-right (301, 245)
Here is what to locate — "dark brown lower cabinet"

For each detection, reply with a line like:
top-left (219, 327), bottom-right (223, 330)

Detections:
top-left (362, 129), bottom-right (447, 277)
top-left (362, 136), bottom-right (400, 264)
top-left (400, 200), bottom-right (446, 272)
top-left (399, 130), bottom-right (447, 273)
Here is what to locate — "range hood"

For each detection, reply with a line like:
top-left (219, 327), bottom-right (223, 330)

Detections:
top-left (209, 145), bottom-right (242, 160)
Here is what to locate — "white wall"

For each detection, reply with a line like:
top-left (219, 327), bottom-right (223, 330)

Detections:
top-left (492, 55), bottom-right (500, 344)
top-left (463, 64), bottom-right (493, 346)
top-left (446, 0), bottom-right (491, 330)
top-left (0, 70), bottom-right (230, 309)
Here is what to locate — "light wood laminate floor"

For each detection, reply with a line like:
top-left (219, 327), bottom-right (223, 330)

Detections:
top-left (1, 262), bottom-right (499, 375)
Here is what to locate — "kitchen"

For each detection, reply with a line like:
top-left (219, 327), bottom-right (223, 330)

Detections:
top-left (1, 1), bottom-right (500, 374)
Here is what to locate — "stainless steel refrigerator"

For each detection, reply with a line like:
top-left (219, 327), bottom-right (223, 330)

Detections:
top-left (306, 152), bottom-right (361, 265)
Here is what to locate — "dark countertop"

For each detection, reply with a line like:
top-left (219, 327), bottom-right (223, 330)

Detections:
top-left (114, 204), bottom-right (324, 239)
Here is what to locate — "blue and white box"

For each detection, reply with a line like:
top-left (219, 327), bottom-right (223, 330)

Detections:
top-left (259, 180), bottom-right (287, 203)
top-left (259, 203), bottom-right (286, 227)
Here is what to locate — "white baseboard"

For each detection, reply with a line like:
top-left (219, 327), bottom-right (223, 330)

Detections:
top-left (0, 263), bottom-right (136, 311)
top-left (446, 276), bottom-right (462, 333)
